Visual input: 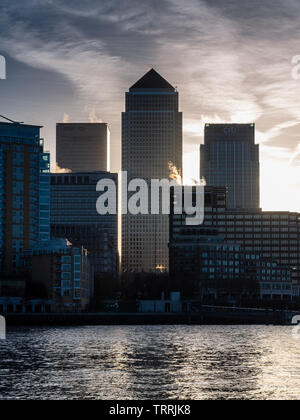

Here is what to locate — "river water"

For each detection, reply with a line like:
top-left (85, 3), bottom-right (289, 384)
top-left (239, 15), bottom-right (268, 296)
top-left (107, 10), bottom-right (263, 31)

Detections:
top-left (0, 325), bottom-right (299, 400)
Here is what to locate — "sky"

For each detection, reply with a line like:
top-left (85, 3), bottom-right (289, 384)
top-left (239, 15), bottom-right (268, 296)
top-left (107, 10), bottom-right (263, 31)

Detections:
top-left (1, 0), bottom-right (300, 211)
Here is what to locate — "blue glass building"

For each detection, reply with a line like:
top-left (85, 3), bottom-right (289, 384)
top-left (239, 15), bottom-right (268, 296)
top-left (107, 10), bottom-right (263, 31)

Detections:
top-left (0, 122), bottom-right (50, 274)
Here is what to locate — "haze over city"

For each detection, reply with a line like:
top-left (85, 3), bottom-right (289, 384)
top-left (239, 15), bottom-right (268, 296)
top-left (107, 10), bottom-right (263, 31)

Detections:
top-left (1, 0), bottom-right (300, 211)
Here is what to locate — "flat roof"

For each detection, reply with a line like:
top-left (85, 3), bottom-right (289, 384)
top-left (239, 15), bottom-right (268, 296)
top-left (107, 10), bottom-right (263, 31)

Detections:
top-left (0, 122), bottom-right (43, 128)
top-left (56, 122), bottom-right (108, 126)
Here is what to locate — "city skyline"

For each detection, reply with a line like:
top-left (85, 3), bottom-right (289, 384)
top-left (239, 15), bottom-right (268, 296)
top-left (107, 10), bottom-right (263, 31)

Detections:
top-left (1, 1), bottom-right (300, 403)
top-left (1, 0), bottom-right (300, 212)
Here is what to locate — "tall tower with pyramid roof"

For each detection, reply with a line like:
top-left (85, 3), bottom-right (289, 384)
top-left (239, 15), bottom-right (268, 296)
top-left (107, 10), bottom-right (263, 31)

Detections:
top-left (121, 69), bottom-right (182, 272)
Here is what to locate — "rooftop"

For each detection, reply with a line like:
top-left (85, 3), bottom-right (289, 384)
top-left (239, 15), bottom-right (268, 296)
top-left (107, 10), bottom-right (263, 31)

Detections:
top-left (0, 121), bottom-right (43, 129)
top-left (130, 68), bottom-right (175, 91)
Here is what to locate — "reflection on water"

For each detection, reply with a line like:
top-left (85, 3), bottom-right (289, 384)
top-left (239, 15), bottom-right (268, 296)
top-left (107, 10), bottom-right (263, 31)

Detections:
top-left (0, 325), bottom-right (299, 400)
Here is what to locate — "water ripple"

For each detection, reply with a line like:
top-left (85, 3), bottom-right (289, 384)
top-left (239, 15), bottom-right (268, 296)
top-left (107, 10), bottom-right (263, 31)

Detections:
top-left (0, 325), bottom-right (299, 400)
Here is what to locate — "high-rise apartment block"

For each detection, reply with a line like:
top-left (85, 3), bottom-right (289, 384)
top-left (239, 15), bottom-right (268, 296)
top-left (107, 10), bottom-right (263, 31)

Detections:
top-left (200, 124), bottom-right (260, 209)
top-left (0, 122), bottom-right (50, 275)
top-left (56, 123), bottom-right (110, 172)
top-left (122, 68), bottom-right (182, 272)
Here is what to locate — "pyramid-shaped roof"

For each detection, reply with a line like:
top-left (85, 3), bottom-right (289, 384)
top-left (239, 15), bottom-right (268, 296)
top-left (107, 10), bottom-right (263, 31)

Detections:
top-left (130, 68), bottom-right (175, 91)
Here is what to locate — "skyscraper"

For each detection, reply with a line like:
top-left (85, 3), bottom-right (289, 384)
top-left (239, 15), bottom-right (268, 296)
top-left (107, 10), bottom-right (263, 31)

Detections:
top-left (200, 123), bottom-right (260, 209)
top-left (122, 68), bottom-right (182, 272)
top-left (56, 123), bottom-right (110, 172)
top-left (50, 171), bottom-right (119, 277)
top-left (0, 121), bottom-right (50, 275)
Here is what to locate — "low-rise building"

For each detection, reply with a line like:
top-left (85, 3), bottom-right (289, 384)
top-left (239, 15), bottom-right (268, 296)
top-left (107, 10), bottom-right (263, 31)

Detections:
top-left (0, 297), bottom-right (52, 314)
top-left (138, 291), bottom-right (183, 313)
top-left (22, 238), bottom-right (92, 312)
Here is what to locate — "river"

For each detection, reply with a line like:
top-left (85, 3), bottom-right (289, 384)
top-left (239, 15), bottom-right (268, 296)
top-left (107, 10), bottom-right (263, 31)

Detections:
top-left (0, 325), bottom-right (299, 400)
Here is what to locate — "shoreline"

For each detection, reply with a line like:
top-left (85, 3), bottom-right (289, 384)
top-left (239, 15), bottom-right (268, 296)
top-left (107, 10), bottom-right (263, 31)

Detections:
top-left (4, 310), bottom-right (295, 326)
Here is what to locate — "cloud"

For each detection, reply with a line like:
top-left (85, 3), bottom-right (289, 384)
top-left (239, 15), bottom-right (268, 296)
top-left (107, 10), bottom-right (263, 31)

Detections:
top-left (1, 0), bottom-right (300, 209)
top-left (260, 143), bottom-right (300, 211)
top-left (84, 105), bottom-right (103, 123)
top-left (1, 0), bottom-right (299, 132)
top-left (256, 120), bottom-right (300, 144)
top-left (289, 142), bottom-right (300, 164)
top-left (55, 164), bottom-right (72, 173)
top-left (63, 113), bottom-right (69, 123)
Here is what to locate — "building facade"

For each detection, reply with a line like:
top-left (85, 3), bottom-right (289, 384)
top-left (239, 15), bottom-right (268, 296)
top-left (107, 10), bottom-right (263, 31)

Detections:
top-left (122, 68), bottom-right (182, 272)
top-left (0, 122), bottom-right (50, 276)
top-left (23, 239), bottom-right (92, 312)
top-left (138, 292), bottom-right (182, 313)
top-left (170, 186), bottom-right (300, 299)
top-left (170, 229), bottom-right (292, 302)
top-left (56, 123), bottom-right (110, 172)
top-left (200, 124), bottom-right (260, 209)
top-left (50, 172), bottom-right (119, 277)
top-left (0, 297), bottom-right (52, 314)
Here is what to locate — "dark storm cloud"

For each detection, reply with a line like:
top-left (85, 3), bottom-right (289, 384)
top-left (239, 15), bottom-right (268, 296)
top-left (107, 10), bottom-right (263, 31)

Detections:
top-left (1, 0), bottom-right (300, 209)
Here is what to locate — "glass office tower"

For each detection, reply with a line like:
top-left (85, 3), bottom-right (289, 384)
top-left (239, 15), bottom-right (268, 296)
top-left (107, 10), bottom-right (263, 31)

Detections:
top-left (0, 122), bottom-right (50, 274)
top-left (56, 123), bottom-right (110, 172)
top-left (122, 68), bottom-right (182, 272)
top-left (50, 172), bottom-right (119, 277)
top-left (200, 124), bottom-right (260, 209)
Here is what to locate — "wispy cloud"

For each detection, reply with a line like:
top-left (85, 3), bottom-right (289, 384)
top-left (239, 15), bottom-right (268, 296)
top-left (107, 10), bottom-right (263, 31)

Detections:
top-left (62, 113), bottom-right (69, 123)
top-left (1, 0), bottom-right (300, 209)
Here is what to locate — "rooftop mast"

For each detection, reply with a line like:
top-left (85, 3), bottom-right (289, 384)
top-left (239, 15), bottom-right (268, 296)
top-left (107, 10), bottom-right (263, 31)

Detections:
top-left (0, 115), bottom-right (24, 124)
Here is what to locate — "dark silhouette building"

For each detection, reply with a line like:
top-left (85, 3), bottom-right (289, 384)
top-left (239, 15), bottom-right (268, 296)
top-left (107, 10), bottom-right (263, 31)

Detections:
top-left (170, 186), bottom-right (299, 302)
top-left (50, 172), bottom-right (119, 277)
top-left (56, 123), bottom-right (110, 172)
top-left (122, 68), bottom-right (182, 272)
top-left (0, 122), bottom-right (50, 275)
top-left (200, 124), bottom-right (260, 209)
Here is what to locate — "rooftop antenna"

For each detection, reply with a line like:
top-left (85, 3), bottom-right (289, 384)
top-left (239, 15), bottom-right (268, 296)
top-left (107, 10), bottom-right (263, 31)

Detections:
top-left (0, 115), bottom-right (24, 124)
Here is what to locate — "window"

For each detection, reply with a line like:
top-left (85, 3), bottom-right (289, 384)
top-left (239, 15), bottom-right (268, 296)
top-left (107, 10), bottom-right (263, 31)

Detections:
top-left (74, 264), bottom-right (81, 272)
